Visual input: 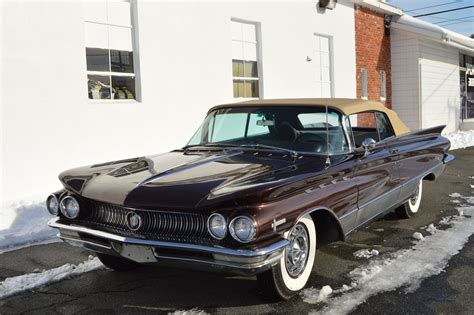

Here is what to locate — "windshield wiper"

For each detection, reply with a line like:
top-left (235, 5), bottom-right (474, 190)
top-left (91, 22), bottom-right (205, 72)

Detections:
top-left (239, 144), bottom-right (299, 158)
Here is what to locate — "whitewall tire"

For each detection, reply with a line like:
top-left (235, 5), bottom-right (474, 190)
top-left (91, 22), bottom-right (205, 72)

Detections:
top-left (396, 180), bottom-right (423, 218)
top-left (257, 214), bottom-right (316, 300)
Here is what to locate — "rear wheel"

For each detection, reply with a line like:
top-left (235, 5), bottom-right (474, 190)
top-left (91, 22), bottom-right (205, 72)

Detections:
top-left (395, 180), bottom-right (423, 219)
top-left (257, 214), bottom-right (316, 300)
top-left (97, 253), bottom-right (140, 272)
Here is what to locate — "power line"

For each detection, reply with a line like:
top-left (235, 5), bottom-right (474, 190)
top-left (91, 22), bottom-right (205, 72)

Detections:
top-left (413, 5), bottom-right (474, 18)
top-left (405, 1), bottom-right (463, 13)
top-left (433, 16), bottom-right (474, 24)
top-left (437, 19), bottom-right (474, 27)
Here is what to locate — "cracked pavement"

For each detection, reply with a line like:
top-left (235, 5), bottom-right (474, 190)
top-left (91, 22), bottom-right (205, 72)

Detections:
top-left (0, 147), bottom-right (473, 314)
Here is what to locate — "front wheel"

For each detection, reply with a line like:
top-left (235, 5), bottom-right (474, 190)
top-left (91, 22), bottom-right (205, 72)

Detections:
top-left (395, 180), bottom-right (423, 219)
top-left (257, 214), bottom-right (316, 300)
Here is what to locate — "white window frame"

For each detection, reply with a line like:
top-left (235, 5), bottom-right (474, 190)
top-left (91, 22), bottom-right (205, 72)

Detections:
top-left (313, 33), bottom-right (334, 98)
top-left (231, 18), bottom-right (263, 100)
top-left (379, 70), bottom-right (386, 101)
top-left (84, 0), bottom-right (141, 103)
top-left (361, 68), bottom-right (368, 100)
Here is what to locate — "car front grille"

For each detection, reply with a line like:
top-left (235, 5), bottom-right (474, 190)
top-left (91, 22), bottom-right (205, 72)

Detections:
top-left (69, 199), bottom-right (213, 244)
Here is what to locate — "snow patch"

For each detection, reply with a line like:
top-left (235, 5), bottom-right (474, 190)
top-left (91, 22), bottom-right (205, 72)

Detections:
top-left (303, 285), bottom-right (333, 304)
top-left (304, 203), bottom-right (474, 314)
top-left (0, 199), bottom-right (56, 251)
top-left (449, 193), bottom-right (462, 198)
top-left (444, 130), bottom-right (474, 150)
top-left (424, 224), bottom-right (437, 234)
top-left (412, 232), bottom-right (424, 240)
top-left (0, 256), bottom-right (103, 299)
top-left (353, 249), bottom-right (380, 259)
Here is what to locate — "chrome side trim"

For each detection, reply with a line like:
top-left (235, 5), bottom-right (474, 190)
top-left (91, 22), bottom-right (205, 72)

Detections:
top-left (48, 217), bottom-right (288, 257)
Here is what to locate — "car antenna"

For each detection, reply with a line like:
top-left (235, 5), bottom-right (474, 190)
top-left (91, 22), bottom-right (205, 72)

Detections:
top-left (325, 105), bottom-right (331, 168)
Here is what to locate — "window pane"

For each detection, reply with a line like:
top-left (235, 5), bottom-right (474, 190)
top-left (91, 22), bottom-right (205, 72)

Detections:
top-left (107, 0), bottom-right (132, 27)
top-left (86, 48), bottom-right (110, 71)
top-left (232, 60), bottom-right (244, 77)
top-left (350, 112), bottom-right (378, 146)
top-left (320, 36), bottom-right (329, 52)
top-left (242, 23), bottom-right (256, 42)
top-left (376, 112), bottom-right (394, 140)
top-left (247, 113), bottom-right (271, 137)
top-left (84, 22), bottom-right (108, 49)
top-left (112, 76), bottom-right (135, 99)
top-left (110, 50), bottom-right (134, 73)
top-left (233, 79), bottom-right (244, 98)
top-left (243, 42), bottom-right (257, 61)
top-left (211, 113), bottom-right (247, 142)
top-left (231, 21), bottom-right (243, 41)
top-left (88, 75), bottom-right (111, 99)
top-left (244, 80), bottom-right (259, 98)
top-left (232, 41), bottom-right (244, 60)
top-left (108, 26), bottom-right (133, 51)
top-left (244, 61), bottom-right (258, 78)
top-left (361, 69), bottom-right (368, 98)
top-left (380, 71), bottom-right (386, 98)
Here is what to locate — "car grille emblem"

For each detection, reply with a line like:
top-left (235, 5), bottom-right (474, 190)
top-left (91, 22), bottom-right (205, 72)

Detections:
top-left (126, 212), bottom-right (142, 231)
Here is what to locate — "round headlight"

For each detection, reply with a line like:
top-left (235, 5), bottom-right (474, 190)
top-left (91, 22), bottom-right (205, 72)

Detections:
top-left (46, 194), bottom-right (59, 215)
top-left (229, 216), bottom-right (257, 243)
top-left (207, 213), bottom-right (227, 240)
top-left (59, 196), bottom-right (80, 219)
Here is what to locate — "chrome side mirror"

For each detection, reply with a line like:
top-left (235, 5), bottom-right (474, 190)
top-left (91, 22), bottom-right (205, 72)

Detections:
top-left (361, 138), bottom-right (377, 156)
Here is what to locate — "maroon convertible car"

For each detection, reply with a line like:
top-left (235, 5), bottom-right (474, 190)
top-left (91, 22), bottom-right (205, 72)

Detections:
top-left (46, 98), bottom-right (453, 300)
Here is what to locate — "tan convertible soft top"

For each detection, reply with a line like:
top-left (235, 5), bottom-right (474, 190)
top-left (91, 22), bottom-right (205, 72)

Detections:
top-left (209, 98), bottom-right (410, 136)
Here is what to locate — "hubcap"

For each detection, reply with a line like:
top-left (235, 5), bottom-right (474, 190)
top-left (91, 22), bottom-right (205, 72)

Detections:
top-left (285, 224), bottom-right (309, 278)
top-left (410, 186), bottom-right (420, 205)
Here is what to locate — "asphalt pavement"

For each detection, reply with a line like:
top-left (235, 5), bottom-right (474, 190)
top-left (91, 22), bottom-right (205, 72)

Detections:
top-left (0, 147), bottom-right (473, 315)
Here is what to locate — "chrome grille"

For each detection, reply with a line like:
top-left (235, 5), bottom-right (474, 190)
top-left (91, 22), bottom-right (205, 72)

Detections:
top-left (76, 200), bottom-right (212, 243)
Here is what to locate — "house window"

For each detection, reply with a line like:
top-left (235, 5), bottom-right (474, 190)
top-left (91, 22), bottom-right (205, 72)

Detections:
top-left (84, 0), bottom-right (138, 101)
top-left (313, 34), bottom-right (332, 97)
top-left (231, 20), bottom-right (261, 98)
top-left (380, 70), bottom-right (386, 100)
top-left (361, 68), bottom-right (368, 99)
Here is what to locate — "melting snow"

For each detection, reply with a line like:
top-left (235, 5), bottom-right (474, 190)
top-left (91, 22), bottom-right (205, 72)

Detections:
top-left (304, 189), bottom-right (474, 315)
top-left (0, 199), bottom-right (56, 251)
top-left (303, 285), bottom-right (333, 304)
top-left (411, 232), bottom-right (424, 240)
top-left (444, 130), bottom-right (474, 150)
top-left (0, 256), bottom-right (103, 299)
top-left (353, 249), bottom-right (380, 259)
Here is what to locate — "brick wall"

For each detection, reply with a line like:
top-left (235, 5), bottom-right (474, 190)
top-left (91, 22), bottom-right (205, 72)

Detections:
top-left (354, 5), bottom-right (392, 110)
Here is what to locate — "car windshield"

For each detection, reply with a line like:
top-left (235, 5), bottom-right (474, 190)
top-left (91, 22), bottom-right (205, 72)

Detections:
top-left (187, 106), bottom-right (350, 154)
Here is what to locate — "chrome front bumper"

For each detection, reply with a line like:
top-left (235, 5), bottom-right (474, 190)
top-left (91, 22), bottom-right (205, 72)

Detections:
top-left (48, 217), bottom-right (288, 276)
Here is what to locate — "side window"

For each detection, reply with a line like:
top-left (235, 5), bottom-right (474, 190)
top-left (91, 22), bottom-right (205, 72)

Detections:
top-left (349, 112), bottom-right (378, 147)
top-left (375, 112), bottom-right (394, 140)
top-left (247, 113), bottom-right (271, 137)
top-left (210, 113), bottom-right (247, 142)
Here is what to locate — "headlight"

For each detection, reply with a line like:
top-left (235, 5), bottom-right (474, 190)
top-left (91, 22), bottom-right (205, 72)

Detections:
top-left (46, 194), bottom-right (59, 215)
top-left (59, 196), bottom-right (80, 219)
top-left (229, 216), bottom-right (257, 243)
top-left (207, 213), bottom-right (227, 240)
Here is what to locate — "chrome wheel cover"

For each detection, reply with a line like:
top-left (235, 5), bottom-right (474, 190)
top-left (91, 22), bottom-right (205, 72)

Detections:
top-left (410, 186), bottom-right (420, 206)
top-left (285, 224), bottom-right (309, 278)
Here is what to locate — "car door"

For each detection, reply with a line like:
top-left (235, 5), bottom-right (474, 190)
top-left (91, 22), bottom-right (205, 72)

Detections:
top-left (348, 112), bottom-right (401, 229)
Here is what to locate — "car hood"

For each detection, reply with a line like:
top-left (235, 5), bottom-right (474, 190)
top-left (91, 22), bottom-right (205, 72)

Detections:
top-left (59, 149), bottom-right (328, 210)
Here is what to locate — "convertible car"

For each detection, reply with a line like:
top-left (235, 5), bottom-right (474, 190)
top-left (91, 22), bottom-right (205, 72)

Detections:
top-left (46, 98), bottom-right (453, 300)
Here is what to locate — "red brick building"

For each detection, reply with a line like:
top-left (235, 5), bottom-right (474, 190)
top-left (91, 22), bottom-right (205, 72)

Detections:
top-left (354, 3), bottom-right (396, 109)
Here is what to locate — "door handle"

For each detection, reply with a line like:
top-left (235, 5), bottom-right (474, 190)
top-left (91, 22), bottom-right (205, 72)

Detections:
top-left (389, 148), bottom-right (399, 154)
